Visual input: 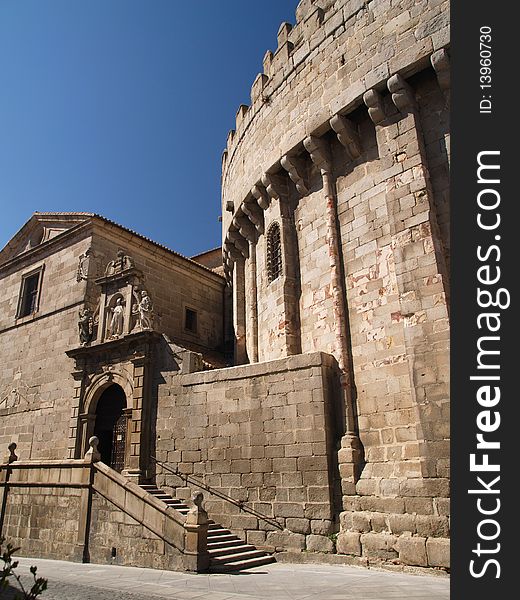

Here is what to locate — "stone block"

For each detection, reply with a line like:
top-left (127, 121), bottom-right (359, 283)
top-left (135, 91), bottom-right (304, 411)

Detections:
top-left (352, 512), bottom-right (371, 533)
top-left (306, 534), bottom-right (334, 553)
top-left (310, 519), bottom-right (333, 535)
top-left (266, 531), bottom-right (306, 551)
top-left (415, 515), bottom-right (450, 538)
top-left (388, 513), bottom-right (416, 535)
top-left (337, 532), bottom-right (362, 556)
top-left (286, 518), bottom-right (311, 534)
top-left (396, 536), bottom-right (428, 567)
top-left (426, 537), bottom-right (450, 568)
top-left (360, 533), bottom-right (398, 560)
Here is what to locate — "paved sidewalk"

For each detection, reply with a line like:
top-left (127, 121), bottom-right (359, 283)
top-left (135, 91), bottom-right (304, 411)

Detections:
top-left (5, 557), bottom-right (449, 600)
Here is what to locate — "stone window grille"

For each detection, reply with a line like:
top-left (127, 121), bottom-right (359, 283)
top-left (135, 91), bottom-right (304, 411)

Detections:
top-left (17, 267), bottom-right (43, 318)
top-left (185, 307), bottom-right (198, 333)
top-left (267, 222), bottom-right (282, 283)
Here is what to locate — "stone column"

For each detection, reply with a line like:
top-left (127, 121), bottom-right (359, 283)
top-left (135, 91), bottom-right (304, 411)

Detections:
top-left (303, 135), bottom-right (362, 493)
top-left (232, 256), bottom-right (248, 365)
top-left (247, 240), bottom-right (259, 363)
top-left (123, 283), bottom-right (134, 335)
top-left (121, 355), bottom-right (147, 482)
top-left (233, 212), bottom-right (259, 364)
top-left (69, 368), bottom-right (86, 459)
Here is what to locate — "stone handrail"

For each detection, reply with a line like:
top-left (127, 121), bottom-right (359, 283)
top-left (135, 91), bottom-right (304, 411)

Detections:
top-left (0, 440), bottom-right (210, 572)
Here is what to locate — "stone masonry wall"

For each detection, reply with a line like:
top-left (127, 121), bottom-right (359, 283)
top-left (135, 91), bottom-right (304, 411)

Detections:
top-left (0, 231), bottom-right (93, 460)
top-left (2, 486), bottom-right (83, 561)
top-left (88, 492), bottom-right (184, 571)
top-left (155, 352), bottom-right (341, 553)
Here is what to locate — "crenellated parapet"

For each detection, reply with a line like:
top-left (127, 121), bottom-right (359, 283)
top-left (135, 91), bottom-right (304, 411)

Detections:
top-left (221, 0), bottom-right (450, 250)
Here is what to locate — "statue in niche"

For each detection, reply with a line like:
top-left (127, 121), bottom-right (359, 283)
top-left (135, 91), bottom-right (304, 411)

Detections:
top-left (105, 249), bottom-right (134, 276)
top-left (78, 307), bottom-right (94, 346)
top-left (137, 290), bottom-right (154, 330)
top-left (108, 297), bottom-right (125, 338)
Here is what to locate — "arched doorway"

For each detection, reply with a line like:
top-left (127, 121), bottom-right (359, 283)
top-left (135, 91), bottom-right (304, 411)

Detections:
top-left (93, 383), bottom-right (127, 472)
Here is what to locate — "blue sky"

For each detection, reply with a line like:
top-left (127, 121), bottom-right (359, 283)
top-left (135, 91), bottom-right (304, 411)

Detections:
top-left (0, 0), bottom-right (298, 256)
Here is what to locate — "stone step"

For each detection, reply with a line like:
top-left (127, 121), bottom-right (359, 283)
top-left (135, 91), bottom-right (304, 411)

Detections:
top-left (208, 544), bottom-right (256, 558)
top-left (209, 554), bottom-right (276, 573)
top-left (138, 483), bottom-right (276, 573)
top-left (210, 549), bottom-right (267, 564)
top-left (207, 538), bottom-right (245, 550)
top-left (207, 527), bottom-right (233, 536)
top-left (207, 533), bottom-right (240, 544)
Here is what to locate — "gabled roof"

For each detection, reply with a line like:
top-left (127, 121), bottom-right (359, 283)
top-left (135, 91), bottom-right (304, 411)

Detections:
top-left (0, 212), bottom-right (224, 279)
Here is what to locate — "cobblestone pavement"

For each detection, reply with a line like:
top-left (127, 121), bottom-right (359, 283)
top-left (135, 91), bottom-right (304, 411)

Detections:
top-left (4, 558), bottom-right (450, 600)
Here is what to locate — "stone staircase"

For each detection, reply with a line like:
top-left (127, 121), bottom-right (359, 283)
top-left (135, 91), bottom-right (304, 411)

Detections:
top-left (140, 484), bottom-right (275, 572)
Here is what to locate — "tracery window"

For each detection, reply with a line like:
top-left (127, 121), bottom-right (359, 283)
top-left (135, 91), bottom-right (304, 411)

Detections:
top-left (266, 222), bottom-right (282, 283)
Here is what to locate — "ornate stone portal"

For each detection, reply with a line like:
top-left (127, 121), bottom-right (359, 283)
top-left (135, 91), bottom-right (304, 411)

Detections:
top-left (67, 251), bottom-right (160, 483)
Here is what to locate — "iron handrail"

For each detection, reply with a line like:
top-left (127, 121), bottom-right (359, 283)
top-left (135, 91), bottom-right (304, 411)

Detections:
top-left (149, 455), bottom-right (283, 530)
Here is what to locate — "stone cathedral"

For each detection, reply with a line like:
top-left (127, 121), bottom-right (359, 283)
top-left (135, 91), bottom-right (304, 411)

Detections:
top-left (0, 0), bottom-right (450, 574)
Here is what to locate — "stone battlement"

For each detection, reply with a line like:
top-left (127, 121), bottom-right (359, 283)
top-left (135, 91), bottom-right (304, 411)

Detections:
top-left (222, 0), bottom-right (449, 253)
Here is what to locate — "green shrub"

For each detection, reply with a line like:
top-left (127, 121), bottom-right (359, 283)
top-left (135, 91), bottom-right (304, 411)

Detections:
top-left (0, 537), bottom-right (47, 599)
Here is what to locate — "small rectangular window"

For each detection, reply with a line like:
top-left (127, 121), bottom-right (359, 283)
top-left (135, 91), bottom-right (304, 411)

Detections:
top-left (17, 271), bottom-right (42, 318)
top-left (185, 308), bottom-right (198, 333)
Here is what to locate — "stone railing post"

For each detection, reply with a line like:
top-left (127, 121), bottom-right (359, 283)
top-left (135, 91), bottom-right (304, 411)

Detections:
top-left (75, 436), bottom-right (98, 562)
top-left (5, 442), bottom-right (18, 464)
top-left (83, 436), bottom-right (101, 464)
top-left (183, 492), bottom-right (209, 573)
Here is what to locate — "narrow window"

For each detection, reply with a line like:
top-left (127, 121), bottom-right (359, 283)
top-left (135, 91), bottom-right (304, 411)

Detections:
top-left (267, 222), bottom-right (282, 283)
top-left (18, 271), bottom-right (41, 318)
top-left (185, 308), bottom-right (198, 333)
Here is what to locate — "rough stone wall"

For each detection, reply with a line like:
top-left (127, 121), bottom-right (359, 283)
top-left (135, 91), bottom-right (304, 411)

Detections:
top-left (155, 352), bottom-right (340, 552)
top-left (294, 164), bottom-right (338, 356)
top-left (0, 232), bottom-right (92, 460)
top-left (2, 486), bottom-right (83, 561)
top-left (88, 492), bottom-right (184, 570)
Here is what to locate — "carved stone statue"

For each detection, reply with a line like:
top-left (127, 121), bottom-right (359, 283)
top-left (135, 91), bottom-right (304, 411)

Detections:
top-left (137, 290), bottom-right (154, 330)
top-left (105, 250), bottom-right (134, 276)
top-left (108, 297), bottom-right (125, 338)
top-left (78, 307), bottom-right (94, 346)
